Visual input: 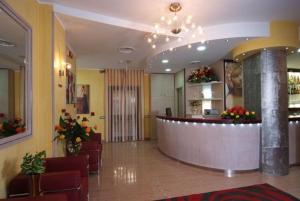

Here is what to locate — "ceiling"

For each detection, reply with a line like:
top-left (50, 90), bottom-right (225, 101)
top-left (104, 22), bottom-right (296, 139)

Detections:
top-left (0, 6), bottom-right (26, 70)
top-left (40, 0), bottom-right (300, 73)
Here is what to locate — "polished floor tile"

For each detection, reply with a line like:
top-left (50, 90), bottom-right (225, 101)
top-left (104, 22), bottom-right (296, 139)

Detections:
top-left (89, 141), bottom-right (300, 201)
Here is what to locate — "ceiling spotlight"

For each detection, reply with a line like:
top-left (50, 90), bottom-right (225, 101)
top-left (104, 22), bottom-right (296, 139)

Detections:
top-left (165, 37), bottom-right (170, 42)
top-left (285, 47), bottom-right (289, 50)
top-left (297, 48), bottom-right (300, 53)
top-left (169, 47), bottom-right (174, 51)
top-left (197, 45), bottom-right (206, 51)
top-left (291, 51), bottom-right (295, 54)
top-left (165, 68), bottom-right (171, 72)
top-left (246, 38), bottom-right (249, 41)
top-left (226, 39), bottom-right (229, 43)
top-left (147, 38), bottom-right (152, 43)
top-left (263, 48), bottom-right (267, 51)
top-left (188, 44), bottom-right (192, 49)
top-left (153, 34), bottom-right (157, 39)
top-left (160, 16), bottom-right (166, 21)
top-left (152, 44), bottom-right (156, 49)
top-left (162, 59), bottom-right (169, 64)
top-left (177, 37), bottom-right (182, 42)
top-left (242, 53), bottom-right (246, 56)
top-left (236, 58), bottom-right (239, 61)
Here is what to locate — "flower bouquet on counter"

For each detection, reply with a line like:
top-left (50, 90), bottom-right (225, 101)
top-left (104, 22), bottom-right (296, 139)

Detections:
top-left (54, 109), bottom-right (96, 154)
top-left (187, 66), bottom-right (219, 83)
top-left (0, 113), bottom-right (25, 137)
top-left (221, 106), bottom-right (256, 123)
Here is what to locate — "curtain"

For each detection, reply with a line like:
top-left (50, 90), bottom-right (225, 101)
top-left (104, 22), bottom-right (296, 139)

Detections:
top-left (105, 69), bottom-right (144, 142)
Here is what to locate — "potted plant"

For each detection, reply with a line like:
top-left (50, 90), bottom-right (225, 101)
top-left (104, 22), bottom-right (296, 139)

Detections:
top-left (54, 110), bottom-right (96, 155)
top-left (20, 151), bottom-right (46, 197)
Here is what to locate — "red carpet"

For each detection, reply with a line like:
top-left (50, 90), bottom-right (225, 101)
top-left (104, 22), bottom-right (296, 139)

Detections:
top-left (157, 184), bottom-right (300, 201)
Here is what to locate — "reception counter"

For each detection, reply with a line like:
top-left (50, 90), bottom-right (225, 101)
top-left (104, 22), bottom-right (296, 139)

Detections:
top-left (156, 116), bottom-right (300, 176)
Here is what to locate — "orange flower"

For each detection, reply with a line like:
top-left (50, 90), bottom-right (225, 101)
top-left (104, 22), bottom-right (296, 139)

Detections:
top-left (85, 127), bottom-right (91, 133)
top-left (59, 134), bottom-right (65, 140)
top-left (81, 121), bottom-right (88, 127)
top-left (93, 125), bottom-right (98, 130)
top-left (0, 123), bottom-right (3, 130)
top-left (16, 127), bottom-right (23, 133)
top-left (55, 125), bottom-right (62, 131)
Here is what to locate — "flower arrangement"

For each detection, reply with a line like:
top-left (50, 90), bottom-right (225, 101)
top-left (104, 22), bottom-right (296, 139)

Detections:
top-left (0, 113), bottom-right (25, 137)
top-left (187, 66), bottom-right (219, 83)
top-left (190, 100), bottom-right (201, 107)
top-left (54, 109), bottom-right (96, 154)
top-left (221, 106), bottom-right (256, 122)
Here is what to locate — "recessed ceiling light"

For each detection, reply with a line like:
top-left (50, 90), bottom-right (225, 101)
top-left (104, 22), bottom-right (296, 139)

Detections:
top-left (0, 39), bottom-right (16, 47)
top-left (188, 44), bottom-right (192, 49)
top-left (162, 59), bottom-right (169, 64)
top-left (225, 39), bottom-right (229, 43)
top-left (246, 38), bottom-right (249, 41)
top-left (291, 51), bottom-right (295, 54)
top-left (297, 48), bottom-right (300, 53)
top-left (242, 53), bottom-right (246, 56)
top-left (152, 44), bottom-right (156, 49)
top-left (165, 68), bottom-right (171, 72)
top-left (119, 47), bottom-right (135, 54)
top-left (197, 45), bottom-right (206, 51)
top-left (285, 47), bottom-right (289, 50)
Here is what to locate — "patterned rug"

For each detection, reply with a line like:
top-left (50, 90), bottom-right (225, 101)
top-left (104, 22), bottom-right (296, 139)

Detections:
top-left (157, 183), bottom-right (300, 201)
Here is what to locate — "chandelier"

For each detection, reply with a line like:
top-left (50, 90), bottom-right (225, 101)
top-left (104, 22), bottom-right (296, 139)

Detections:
top-left (146, 2), bottom-right (204, 50)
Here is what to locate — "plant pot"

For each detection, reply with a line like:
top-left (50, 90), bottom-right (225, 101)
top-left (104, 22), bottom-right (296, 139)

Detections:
top-left (30, 174), bottom-right (40, 197)
top-left (66, 140), bottom-right (82, 155)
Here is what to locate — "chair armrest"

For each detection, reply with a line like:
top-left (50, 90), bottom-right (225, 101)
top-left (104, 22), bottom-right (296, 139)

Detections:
top-left (81, 141), bottom-right (99, 151)
top-left (40, 171), bottom-right (81, 192)
top-left (7, 174), bottom-right (30, 198)
top-left (45, 155), bottom-right (89, 177)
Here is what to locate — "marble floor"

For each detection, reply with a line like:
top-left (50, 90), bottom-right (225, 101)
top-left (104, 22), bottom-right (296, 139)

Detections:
top-left (89, 141), bottom-right (300, 201)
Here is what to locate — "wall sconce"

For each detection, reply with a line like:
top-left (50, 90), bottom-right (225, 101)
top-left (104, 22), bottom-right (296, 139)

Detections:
top-left (58, 62), bottom-right (71, 77)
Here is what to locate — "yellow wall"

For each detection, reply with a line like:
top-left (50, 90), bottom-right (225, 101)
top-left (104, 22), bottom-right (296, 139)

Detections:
top-left (232, 21), bottom-right (299, 58)
top-left (0, 0), bottom-right (53, 198)
top-left (53, 18), bottom-right (77, 156)
top-left (144, 73), bottom-right (151, 139)
top-left (76, 70), bottom-right (151, 140)
top-left (76, 69), bottom-right (105, 139)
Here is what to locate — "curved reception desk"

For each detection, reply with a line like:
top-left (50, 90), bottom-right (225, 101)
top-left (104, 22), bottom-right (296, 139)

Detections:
top-left (156, 116), bottom-right (300, 176)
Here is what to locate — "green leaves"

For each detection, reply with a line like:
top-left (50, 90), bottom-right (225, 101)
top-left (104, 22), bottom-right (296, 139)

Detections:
top-left (20, 151), bottom-right (46, 175)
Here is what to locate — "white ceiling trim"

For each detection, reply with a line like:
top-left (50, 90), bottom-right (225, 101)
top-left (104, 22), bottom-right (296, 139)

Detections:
top-left (53, 3), bottom-right (157, 34)
top-left (148, 22), bottom-right (270, 62)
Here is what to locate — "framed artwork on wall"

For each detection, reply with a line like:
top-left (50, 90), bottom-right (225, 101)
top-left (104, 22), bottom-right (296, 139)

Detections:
top-left (224, 60), bottom-right (243, 109)
top-left (66, 69), bottom-right (75, 104)
top-left (76, 84), bottom-right (90, 114)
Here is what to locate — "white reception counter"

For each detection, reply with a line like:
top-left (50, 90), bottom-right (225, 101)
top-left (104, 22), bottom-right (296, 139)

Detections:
top-left (156, 116), bottom-right (300, 176)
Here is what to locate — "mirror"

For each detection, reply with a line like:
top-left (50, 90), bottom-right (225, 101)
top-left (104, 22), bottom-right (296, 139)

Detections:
top-left (0, 2), bottom-right (32, 146)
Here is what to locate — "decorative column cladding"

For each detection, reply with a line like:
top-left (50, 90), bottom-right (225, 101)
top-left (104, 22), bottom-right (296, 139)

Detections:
top-left (260, 49), bottom-right (289, 176)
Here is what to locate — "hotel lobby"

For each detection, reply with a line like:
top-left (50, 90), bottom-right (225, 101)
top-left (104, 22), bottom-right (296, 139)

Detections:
top-left (0, 0), bottom-right (300, 200)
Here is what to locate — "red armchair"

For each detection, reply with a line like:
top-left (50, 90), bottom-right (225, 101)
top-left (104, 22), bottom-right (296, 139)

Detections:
top-left (0, 194), bottom-right (68, 201)
top-left (8, 155), bottom-right (89, 201)
top-left (79, 133), bottom-right (102, 173)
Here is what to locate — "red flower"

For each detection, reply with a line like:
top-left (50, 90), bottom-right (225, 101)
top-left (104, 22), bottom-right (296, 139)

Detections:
top-left (64, 112), bottom-right (70, 116)
top-left (0, 113), bottom-right (4, 118)
top-left (61, 109), bottom-right (66, 113)
top-left (91, 112), bottom-right (95, 116)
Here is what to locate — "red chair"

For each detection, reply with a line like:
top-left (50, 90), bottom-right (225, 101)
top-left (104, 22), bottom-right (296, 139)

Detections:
top-left (0, 194), bottom-right (68, 201)
top-left (79, 133), bottom-right (102, 173)
top-left (8, 155), bottom-right (89, 201)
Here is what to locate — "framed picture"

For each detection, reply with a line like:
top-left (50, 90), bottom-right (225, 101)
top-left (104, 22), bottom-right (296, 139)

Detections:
top-left (66, 69), bottom-right (75, 104)
top-left (76, 84), bottom-right (90, 114)
top-left (224, 60), bottom-right (243, 109)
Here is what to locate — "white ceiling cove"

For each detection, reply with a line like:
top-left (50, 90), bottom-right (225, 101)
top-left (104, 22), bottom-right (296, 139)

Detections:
top-left (40, 0), bottom-right (300, 73)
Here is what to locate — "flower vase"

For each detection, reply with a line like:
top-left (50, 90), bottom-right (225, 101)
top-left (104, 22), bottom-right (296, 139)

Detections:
top-left (66, 140), bottom-right (82, 155)
top-left (30, 174), bottom-right (40, 197)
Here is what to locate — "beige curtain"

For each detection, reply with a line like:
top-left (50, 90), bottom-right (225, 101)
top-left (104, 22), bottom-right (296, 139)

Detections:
top-left (105, 69), bottom-right (144, 142)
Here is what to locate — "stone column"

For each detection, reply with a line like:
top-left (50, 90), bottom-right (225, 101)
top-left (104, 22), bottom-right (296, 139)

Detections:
top-left (260, 49), bottom-right (289, 176)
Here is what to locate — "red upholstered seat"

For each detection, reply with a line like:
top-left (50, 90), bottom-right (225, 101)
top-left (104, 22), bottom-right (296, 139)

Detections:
top-left (8, 155), bottom-right (89, 201)
top-left (79, 133), bottom-right (102, 173)
top-left (0, 194), bottom-right (68, 201)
